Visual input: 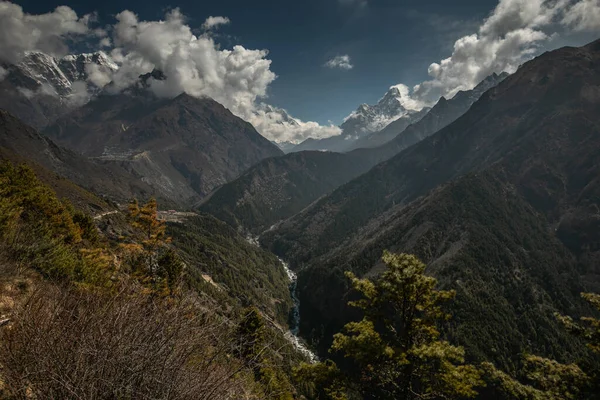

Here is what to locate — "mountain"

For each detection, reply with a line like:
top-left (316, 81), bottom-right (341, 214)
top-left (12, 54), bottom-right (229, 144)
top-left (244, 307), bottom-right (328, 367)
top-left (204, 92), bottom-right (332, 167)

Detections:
top-left (0, 109), bottom-right (159, 210)
top-left (273, 140), bottom-right (298, 153)
top-left (201, 73), bottom-right (511, 236)
top-left (291, 86), bottom-right (431, 153)
top-left (44, 92), bottom-right (283, 205)
top-left (0, 51), bottom-right (118, 128)
top-left (262, 40), bottom-right (600, 368)
top-left (198, 151), bottom-right (377, 234)
top-left (349, 71), bottom-right (509, 164)
top-left (346, 106), bottom-right (430, 150)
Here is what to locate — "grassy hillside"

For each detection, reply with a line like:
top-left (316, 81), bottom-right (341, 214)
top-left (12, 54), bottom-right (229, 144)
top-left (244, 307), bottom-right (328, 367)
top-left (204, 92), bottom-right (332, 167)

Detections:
top-left (0, 160), bottom-right (302, 399)
top-left (168, 214), bottom-right (293, 325)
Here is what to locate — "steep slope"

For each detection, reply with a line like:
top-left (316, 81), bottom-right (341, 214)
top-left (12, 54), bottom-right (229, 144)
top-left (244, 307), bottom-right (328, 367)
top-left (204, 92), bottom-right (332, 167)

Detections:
top-left (350, 72), bottom-right (509, 163)
top-left (167, 214), bottom-right (293, 325)
top-left (198, 151), bottom-right (376, 234)
top-left (263, 40), bottom-right (600, 368)
top-left (201, 72), bottom-right (511, 235)
top-left (346, 106), bottom-right (430, 150)
top-left (44, 92), bottom-right (283, 205)
top-left (294, 171), bottom-right (595, 370)
top-left (0, 51), bottom-right (118, 128)
top-left (292, 86), bottom-right (430, 153)
top-left (0, 109), bottom-right (157, 210)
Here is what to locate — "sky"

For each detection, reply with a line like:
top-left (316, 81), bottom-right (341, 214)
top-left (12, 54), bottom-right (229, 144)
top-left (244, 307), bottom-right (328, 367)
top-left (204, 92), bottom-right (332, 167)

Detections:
top-left (2, 0), bottom-right (600, 142)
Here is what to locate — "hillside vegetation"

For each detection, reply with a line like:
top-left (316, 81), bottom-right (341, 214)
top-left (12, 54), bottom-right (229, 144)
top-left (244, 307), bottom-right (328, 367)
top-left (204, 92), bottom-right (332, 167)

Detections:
top-left (0, 161), bottom-right (301, 399)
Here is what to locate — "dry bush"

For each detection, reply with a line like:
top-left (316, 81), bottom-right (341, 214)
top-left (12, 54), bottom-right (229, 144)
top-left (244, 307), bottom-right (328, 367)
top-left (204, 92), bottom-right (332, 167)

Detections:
top-left (0, 281), bottom-right (258, 400)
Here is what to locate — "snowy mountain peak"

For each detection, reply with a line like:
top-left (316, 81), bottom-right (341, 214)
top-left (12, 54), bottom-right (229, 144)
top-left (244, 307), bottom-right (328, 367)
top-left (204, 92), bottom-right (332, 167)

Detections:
top-left (8, 51), bottom-right (119, 98)
top-left (341, 85), bottom-right (412, 139)
top-left (17, 51), bottom-right (73, 95)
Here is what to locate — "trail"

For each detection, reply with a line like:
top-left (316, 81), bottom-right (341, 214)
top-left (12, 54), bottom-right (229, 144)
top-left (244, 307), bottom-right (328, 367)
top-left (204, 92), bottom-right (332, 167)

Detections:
top-left (93, 210), bottom-right (119, 220)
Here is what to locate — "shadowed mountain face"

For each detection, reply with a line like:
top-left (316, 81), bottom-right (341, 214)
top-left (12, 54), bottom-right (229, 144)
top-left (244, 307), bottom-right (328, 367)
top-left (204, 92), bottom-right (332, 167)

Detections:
top-left (198, 151), bottom-right (377, 234)
top-left (349, 71), bottom-right (509, 165)
top-left (44, 92), bottom-right (283, 206)
top-left (291, 86), bottom-right (431, 153)
top-left (345, 106), bottom-right (431, 151)
top-left (199, 73), bottom-right (512, 232)
top-left (262, 40), bottom-right (600, 368)
top-left (0, 109), bottom-right (158, 210)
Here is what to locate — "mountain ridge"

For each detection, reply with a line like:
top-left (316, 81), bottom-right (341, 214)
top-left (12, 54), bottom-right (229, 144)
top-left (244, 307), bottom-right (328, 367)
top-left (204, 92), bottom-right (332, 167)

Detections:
top-left (261, 39), bottom-right (600, 369)
top-left (44, 91), bottom-right (284, 206)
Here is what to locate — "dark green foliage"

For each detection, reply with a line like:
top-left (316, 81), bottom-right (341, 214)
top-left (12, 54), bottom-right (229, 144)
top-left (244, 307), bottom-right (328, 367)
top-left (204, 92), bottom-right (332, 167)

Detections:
top-left (157, 249), bottom-right (184, 294)
top-left (168, 214), bottom-right (293, 324)
top-left (0, 161), bottom-right (102, 283)
top-left (286, 172), bottom-right (596, 374)
top-left (236, 307), bottom-right (266, 368)
top-left (297, 252), bottom-right (483, 400)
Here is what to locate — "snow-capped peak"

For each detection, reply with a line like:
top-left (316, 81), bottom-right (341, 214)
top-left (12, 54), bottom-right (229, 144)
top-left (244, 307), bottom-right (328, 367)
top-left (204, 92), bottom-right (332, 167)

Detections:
top-left (340, 85), bottom-right (415, 138)
top-left (8, 51), bottom-right (119, 100)
top-left (17, 51), bottom-right (73, 95)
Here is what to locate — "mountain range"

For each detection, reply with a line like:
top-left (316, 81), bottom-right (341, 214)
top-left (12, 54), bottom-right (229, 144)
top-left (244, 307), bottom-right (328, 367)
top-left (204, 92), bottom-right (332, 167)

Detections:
top-left (199, 71), bottom-right (510, 233)
top-left (290, 85), bottom-right (431, 153)
top-left (261, 40), bottom-right (600, 369)
top-left (0, 51), bottom-right (118, 128)
top-left (43, 91), bottom-right (282, 206)
top-left (1, 37), bottom-right (600, 397)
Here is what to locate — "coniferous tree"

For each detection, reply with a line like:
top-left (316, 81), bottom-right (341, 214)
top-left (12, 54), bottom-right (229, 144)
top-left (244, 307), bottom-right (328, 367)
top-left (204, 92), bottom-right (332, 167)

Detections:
top-left (296, 251), bottom-right (483, 399)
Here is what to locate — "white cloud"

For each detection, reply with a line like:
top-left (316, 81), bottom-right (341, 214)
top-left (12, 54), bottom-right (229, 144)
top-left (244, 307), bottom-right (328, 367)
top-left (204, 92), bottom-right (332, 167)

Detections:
top-left (99, 37), bottom-right (112, 48)
top-left (110, 9), bottom-right (276, 119)
top-left (563, 0), bottom-right (600, 32)
top-left (384, 0), bottom-right (600, 108)
top-left (250, 104), bottom-right (342, 143)
top-left (66, 80), bottom-right (92, 106)
top-left (0, 1), bottom-right (95, 63)
top-left (389, 84), bottom-right (428, 111)
top-left (202, 16), bottom-right (231, 30)
top-left (85, 63), bottom-right (113, 88)
top-left (0, 66), bottom-right (7, 81)
top-left (324, 55), bottom-right (354, 70)
top-left (99, 8), bottom-right (337, 142)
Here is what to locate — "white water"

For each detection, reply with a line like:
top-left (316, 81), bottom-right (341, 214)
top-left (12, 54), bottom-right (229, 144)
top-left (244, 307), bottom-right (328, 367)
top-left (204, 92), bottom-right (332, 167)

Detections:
top-left (244, 234), bottom-right (317, 362)
top-left (279, 258), bottom-right (318, 363)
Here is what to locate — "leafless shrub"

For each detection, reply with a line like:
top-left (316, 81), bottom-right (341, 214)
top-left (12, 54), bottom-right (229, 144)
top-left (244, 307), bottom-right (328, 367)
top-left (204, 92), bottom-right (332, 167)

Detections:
top-left (0, 281), bottom-right (259, 400)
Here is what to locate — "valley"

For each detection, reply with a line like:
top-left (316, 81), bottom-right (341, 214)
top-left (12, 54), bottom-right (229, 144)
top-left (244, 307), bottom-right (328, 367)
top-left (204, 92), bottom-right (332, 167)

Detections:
top-left (1, 0), bottom-right (600, 397)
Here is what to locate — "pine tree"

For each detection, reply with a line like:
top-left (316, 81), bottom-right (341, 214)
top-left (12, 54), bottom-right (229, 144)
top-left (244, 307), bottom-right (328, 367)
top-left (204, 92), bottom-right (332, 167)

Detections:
top-left (126, 198), bottom-right (174, 284)
top-left (296, 251), bottom-right (483, 399)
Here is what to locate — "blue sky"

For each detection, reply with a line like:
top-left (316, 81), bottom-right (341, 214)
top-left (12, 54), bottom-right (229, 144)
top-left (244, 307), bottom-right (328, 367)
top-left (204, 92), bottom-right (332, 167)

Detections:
top-left (6, 0), bottom-right (600, 142)
top-left (14, 0), bottom-right (501, 125)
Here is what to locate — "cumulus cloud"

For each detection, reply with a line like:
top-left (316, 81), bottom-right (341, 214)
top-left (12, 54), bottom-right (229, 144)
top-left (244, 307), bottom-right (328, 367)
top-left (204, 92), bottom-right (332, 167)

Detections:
top-left (250, 104), bottom-right (342, 143)
top-left (324, 55), bottom-right (354, 70)
top-left (386, 0), bottom-right (600, 108)
top-left (109, 9), bottom-right (276, 120)
top-left (0, 66), bottom-right (7, 81)
top-left (389, 84), bottom-right (428, 111)
top-left (0, 1), bottom-right (96, 63)
top-left (85, 63), bottom-right (113, 87)
top-left (563, 0), bottom-right (600, 32)
top-left (202, 16), bottom-right (231, 30)
top-left (99, 37), bottom-right (112, 48)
